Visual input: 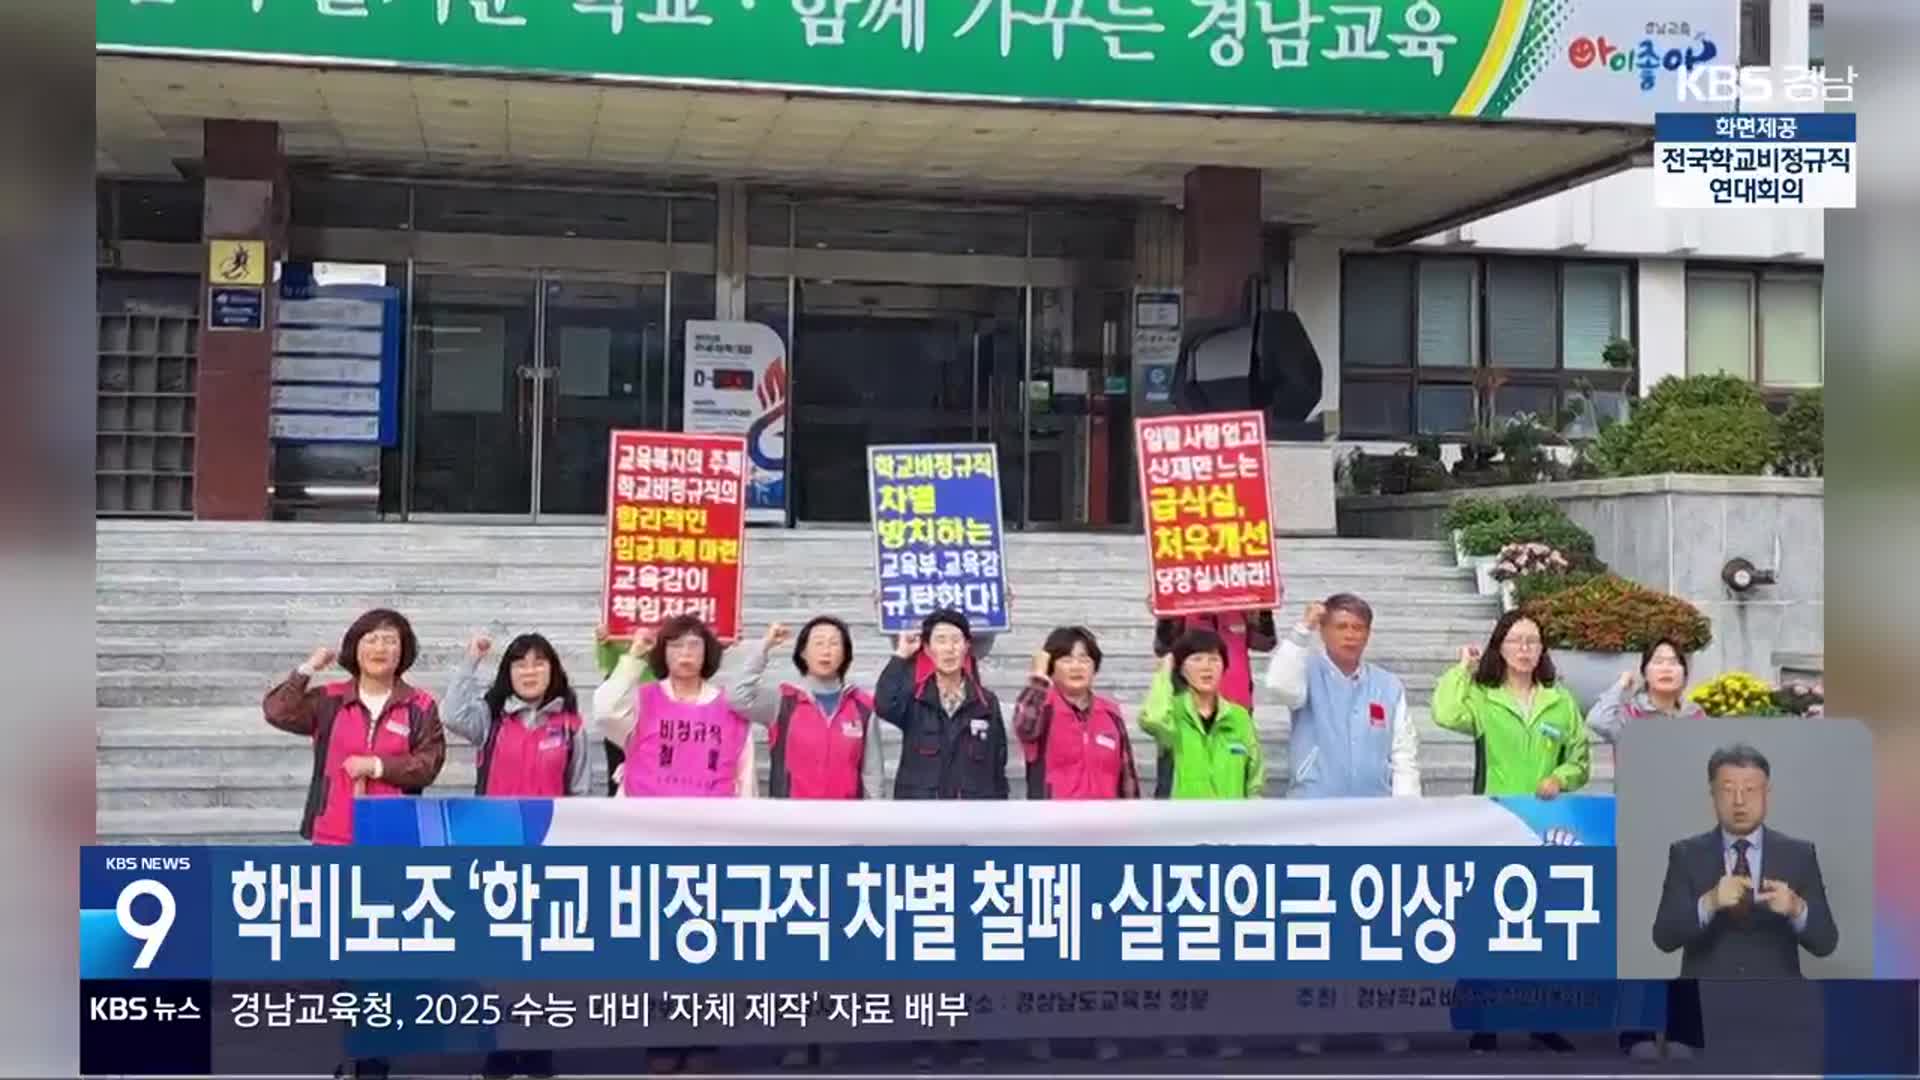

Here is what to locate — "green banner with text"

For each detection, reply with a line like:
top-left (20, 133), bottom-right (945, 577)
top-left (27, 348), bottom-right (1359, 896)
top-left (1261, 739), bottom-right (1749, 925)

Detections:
top-left (98, 0), bottom-right (1737, 124)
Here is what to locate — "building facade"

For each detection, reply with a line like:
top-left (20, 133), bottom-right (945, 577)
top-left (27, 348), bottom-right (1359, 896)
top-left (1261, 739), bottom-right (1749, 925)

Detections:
top-left (94, 0), bottom-right (1760, 526)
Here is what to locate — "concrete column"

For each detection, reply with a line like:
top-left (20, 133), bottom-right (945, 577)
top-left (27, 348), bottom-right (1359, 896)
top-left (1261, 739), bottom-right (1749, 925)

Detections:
top-left (1637, 258), bottom-right (1690, 393)
top-left (713, 182), bottom-right (749, 322)
top-left (1181, 165), bottom-right (1263, 322)
top-left (195, 119), bottom-right (285, 521)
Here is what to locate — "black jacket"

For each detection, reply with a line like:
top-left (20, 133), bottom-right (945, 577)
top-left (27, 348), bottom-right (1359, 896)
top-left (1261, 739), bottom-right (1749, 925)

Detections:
top-left (1652, 826), bottom-right (1839, 978)
top-left (874, 654), bottom-right (1009, 800)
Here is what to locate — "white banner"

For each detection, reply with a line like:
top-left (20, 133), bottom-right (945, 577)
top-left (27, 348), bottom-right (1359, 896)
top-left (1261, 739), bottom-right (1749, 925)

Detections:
top-left (682, 320), bottom-right (786, 525)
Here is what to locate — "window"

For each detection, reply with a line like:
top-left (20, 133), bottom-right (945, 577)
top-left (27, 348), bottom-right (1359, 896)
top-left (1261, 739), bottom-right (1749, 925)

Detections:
top-left (1339, 255), bottom-right (1636, 439)
top-left (1686, 269), bottom-right (1823, 387)
top-left (1809, 3), bottom-right (1824, 68)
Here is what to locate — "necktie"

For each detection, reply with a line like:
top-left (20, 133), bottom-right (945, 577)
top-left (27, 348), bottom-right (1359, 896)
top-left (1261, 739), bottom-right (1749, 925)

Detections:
top-left (1730, 838), bottom-right (1754, 922)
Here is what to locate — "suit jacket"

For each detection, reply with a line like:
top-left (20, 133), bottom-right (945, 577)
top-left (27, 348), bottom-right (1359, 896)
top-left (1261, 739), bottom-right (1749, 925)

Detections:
top-left (1651, 826), bottom-right (1839, 978)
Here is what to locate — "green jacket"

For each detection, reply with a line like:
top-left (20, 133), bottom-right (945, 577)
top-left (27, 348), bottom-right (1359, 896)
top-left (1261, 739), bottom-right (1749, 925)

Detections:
top-left (1431, 663), bottom-right (1590, 796)
top-left (1139, 669), bottom-right (1267, 800)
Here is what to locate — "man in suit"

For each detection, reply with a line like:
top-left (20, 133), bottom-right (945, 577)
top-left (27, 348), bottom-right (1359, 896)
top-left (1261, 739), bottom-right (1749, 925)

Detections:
top-left (1652, 743), bottom-right (1840, 979)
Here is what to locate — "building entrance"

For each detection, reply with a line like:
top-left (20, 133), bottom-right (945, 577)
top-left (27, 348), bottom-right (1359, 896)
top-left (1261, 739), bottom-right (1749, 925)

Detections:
top-left (407, 270), bottom-right (667, 519)
top-left (791, 281), bottom-right (1026, 525)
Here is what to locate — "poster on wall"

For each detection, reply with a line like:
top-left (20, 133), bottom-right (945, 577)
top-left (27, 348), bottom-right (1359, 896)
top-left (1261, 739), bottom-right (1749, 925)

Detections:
top-left (1133, 288), bottom-right (1182, 406)
top-left (1135, 411), bottom-right (1282, 619)
top-left (602, 429), bottom-right (748, 643)
top-left (866, 443), bottom-right (1011, 635)
top-left (682, 320), bottom-right (787, 525)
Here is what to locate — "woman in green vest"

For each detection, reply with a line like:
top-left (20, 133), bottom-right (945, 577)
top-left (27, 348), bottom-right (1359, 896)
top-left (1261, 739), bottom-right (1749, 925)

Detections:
top-left (1432, 610), bottom-right (1590, 800)
top-left (1432, 609), bottom-right (1590, 1055)
top-left (1140, 627), bottom-right (1266, 800)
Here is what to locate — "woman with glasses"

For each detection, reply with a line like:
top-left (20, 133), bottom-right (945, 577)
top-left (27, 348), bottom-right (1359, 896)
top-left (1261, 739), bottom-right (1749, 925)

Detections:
top-left (1433, 610), bottom-right (1591, 1055)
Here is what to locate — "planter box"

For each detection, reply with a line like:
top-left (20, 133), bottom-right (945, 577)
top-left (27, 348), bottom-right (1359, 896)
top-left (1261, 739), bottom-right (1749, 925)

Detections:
top-left (1452, 530), bottom-right (1472, 569)
top-left (1471, 556), bottom-right (1501, 596)
top-left (1554, 649), bottom-right (1638, 713)
top-left (1500, 579), bottom-right (1518, 613)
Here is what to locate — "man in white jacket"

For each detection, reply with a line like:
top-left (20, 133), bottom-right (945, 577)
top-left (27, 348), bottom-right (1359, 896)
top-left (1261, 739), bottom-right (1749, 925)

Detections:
top-left (1265, 593), bottom-right (1419, 1056)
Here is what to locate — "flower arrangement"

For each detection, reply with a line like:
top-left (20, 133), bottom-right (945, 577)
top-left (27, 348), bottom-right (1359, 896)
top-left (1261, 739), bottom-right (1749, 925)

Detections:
top-left (1491, 542), bottom-right (1572, 582)
top-left (1522, 574), bottom-right (1713, 654)
top-left (1689, 672), bottom-right (1778, 716)
top-left (1770, 681), bottom-right (1825, 716)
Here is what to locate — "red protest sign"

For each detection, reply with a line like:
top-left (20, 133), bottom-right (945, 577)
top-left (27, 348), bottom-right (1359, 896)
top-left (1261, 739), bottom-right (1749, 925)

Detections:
top-left (1135, 410), bottom-right (1283, 618)
top-left (603, 429), bottom-right (748, 643)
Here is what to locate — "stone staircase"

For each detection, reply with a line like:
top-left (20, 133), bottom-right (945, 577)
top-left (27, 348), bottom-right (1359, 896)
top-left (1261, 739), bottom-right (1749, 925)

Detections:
top-left (95, 522), bottom-right (1613, 843)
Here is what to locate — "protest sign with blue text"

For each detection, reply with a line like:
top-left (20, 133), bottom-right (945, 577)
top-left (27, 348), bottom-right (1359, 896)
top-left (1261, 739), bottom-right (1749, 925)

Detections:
top-left (867, 443), bottom-right (1010, 634)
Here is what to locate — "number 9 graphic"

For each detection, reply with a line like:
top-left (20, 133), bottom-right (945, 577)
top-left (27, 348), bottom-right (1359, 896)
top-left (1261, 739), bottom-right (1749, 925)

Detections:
top-left (115, 879), bottom-right (176, 970)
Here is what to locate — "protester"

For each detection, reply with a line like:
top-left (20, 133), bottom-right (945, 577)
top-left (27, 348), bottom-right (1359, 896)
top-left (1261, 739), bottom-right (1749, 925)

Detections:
top-left (745, 616), bottom-right (886, 802)
top-left (1013, 626), bottom-right (1141, 801)
top-left (442, 632), bottom-right (590, 798)
top-left (264, 607), bottom-right (447, 846)
top-left (1265, 595), bottom-right (1420, 799)
top-left (593, 616), bottom-right (765, 801)
top-left (1011, 624), bottom-right (1135, 1064)
top-left (1152, 607), bottom-right (1277, 713)
top-left (1140, 629), bottom-right (1266, 800)
top-left (1588, 638), bottom-right (1708, 744)
top-left (874, 608), bottom-right (1010, 801)
top-left (1432, 610), bottom-right (1589, 1055)
top-left (592, 624), bottom-right (642, 796)
top-left (1264, 594), bottom-right (1417, 1056)
top-left (1586, 637), bottom-right (1707, 1061)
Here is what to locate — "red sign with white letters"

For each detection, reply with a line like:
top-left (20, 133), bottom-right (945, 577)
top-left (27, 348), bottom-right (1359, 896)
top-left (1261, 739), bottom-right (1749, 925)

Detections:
top-left (602, 429), bottom-right (748, 642)
top-left (1135, 411), bottom-right (1283, 618)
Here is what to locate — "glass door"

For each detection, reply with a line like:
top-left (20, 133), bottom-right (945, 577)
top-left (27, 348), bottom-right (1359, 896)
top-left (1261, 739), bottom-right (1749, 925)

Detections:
top-left (407, 271), bottom-right (539, 515)
top-left (790, 281), bottom-right (1026, 524)
top-left (536, 275), bottom-right (668, 517)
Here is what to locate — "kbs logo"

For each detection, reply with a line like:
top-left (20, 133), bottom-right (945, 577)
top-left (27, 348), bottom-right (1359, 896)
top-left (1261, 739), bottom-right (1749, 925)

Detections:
top-left (1568, 30), bottom-right (1720, 93)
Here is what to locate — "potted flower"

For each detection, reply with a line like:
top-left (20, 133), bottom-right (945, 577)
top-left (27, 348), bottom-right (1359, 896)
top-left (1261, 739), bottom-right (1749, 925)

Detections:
top-left (1520, 574), bottom-right (1714, 711)
top-left (1490, 542), bottom-right (1572, 612)
top-left (1689, 672), bottom-right (1779, 717)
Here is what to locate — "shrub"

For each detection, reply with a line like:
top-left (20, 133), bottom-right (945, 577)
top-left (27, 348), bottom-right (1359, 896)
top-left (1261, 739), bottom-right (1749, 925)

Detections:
top-left (1689, 672), bottom-right (1778, 717)
top-left (1774, 387), bottom-right (1824, 477)
top-left (1597, 375), bottom-right (1782, 477)
top-left (1521, 574), bottom-right (1713, 654)
top-left (1617, 403), bottom-right (1780, 475)
top-left (1441, 496), bottom-right (1508, 536)
top-left (1512, 568), bottom-right (1604, 606)
top-left (1454, 497), bottom-right (1599, 562)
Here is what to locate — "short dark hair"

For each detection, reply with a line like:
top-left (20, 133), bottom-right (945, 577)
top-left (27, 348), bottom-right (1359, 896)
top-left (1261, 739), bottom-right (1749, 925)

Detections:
top-left (1041, 625), bottom-right (1103, 675)
top-left (1323, 593), bottom-right (1375, 626)
top-left (1640, 637), bottom-right (1692, 677)
top-left (920, 608), bottom-right (972, 643)
top-left (792, 616), bottom-right (854, 679)
top-left (1169, 628), bottom-right (1228, 692)
top-left (1472, 610), bottom-right (1557, 687)
top-left (339, 608), bottom-right (417, 678)
top-left (1708, 743), bottom-right (1772, 782)
top-left (646, 615), bottom-right (723, 681)
top-left (484, 633), bottom-right (577, 717)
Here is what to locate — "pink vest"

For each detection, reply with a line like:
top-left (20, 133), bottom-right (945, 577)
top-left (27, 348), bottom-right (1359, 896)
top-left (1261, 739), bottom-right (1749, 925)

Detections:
top-left (312, 683), bottom-right (429, 846)
top-left (479, 710), bottom-right (581, 797)
top-left (622, 681), bottom-right (749, 798)
top-left (1026, 689), bottom-right (1131, 800)
top-left (770, 684), bottom-right (873, 800)
top-left (1191, 613), bottom-right (1255, 710)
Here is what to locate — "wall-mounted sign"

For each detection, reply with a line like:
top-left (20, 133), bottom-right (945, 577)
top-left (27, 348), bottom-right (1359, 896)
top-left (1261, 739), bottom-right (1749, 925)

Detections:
top-left (269, 263), bottom-right (402, 447)
top-left (207, 239), bottom-right (267, 287)
top-left (207, 286), bottom-right (265, 332)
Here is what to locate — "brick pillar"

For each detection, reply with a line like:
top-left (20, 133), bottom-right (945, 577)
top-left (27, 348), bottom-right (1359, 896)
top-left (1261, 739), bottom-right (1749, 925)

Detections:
top-left (1182, 166), bottom-right (1264, 322)
top-left (194, 119), bottom-right (285, 520)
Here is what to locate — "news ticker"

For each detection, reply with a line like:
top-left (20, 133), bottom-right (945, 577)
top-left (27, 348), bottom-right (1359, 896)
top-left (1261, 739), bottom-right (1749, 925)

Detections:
top-left (1653, 112), bottom-right (1857, 209)
top-left (79, 978), bottom-right (1920, 1077)
top-left (81, 846), bottom-right (1612, 982)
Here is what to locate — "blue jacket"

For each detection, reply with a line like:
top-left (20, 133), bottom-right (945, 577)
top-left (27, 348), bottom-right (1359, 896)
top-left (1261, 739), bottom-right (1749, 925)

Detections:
top-left (1264, 624), bottom-right (1420, 798)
